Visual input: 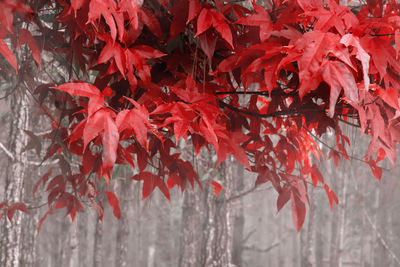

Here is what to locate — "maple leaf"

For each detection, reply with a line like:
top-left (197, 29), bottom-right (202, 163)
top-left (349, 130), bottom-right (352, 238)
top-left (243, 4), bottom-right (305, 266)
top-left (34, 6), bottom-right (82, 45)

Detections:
top-left (361, 36), bottom-right (400, 79)
top-left (340, 34), bottom-right (370, 101)
top-left (52, 82), bottom-right (104, 115)
top-left (210, 181), bottom-right (225, 199)
top-left (235, 3), bottom-right (272, 42)
top-left (83, 108), bottom-right (119, 182)
top-left (187, 0), bottom-right (201, 24)
top-left (195, 8), bottom-right (233, 49)
top-left (88, 0), bottom-right (120, 41)
top-left (97, 36), bottom-right (126, 78)
top-left (0, 39), bottom-right (17, 72)
top-left (321, 60), bottom-right (358, 118)
top-left (6, 202), bottom-right (28, 222)
top-left (324, 184), bottom-right (338, 211)
top-left (17, 29), bottom-right (41, 67)
top-left (395, 29), bottom-right (400, 60)
top-left (131, 172), bottom-right (170, 200)
top-left (105, 191), bottom-right (121, 219)
top-left (291, 191), bottom-right (306, 232)
top-left (138, 7), bottom-right (162, 39)
top-left (289, 31), bottom-right (355, 98)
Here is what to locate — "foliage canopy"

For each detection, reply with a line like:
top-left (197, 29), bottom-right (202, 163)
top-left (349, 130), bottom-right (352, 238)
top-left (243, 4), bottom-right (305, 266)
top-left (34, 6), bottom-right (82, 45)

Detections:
top-left (1, 0), bottom-right (400, 231)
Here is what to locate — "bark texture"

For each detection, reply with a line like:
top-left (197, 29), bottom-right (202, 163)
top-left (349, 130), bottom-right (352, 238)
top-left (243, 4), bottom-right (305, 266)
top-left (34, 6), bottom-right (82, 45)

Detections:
top-left (115, 180), bottom-right (130, 267)
top-left (179, 154), bottom-right (236, 267)
top-left (2, 92), bottom-right (30, 267)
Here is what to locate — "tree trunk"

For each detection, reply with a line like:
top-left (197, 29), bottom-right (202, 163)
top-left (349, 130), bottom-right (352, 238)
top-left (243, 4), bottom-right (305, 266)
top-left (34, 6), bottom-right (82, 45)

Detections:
top-left (115, 180), bottom-right (130, 267)
top-left (337, 165), bottom-right (348, 267)
top-left (202, 160), bottom-right (234, 267)
top-left (305, 189), bottom-right (316, 267)
top-left (232, 162), bottom-right (244, 267)
top-left (68, 219), bottom-right (79, 267)
top-left (179, 154), bottom-right (236, 267)
top-left (179, 184), bottom-right (204, 267)
top-left (1, 92), bottom-right (30, 266)
top-left (154, 189), bottom-right (173, 267)
top-left (93, 214), bottom-right (103, 267)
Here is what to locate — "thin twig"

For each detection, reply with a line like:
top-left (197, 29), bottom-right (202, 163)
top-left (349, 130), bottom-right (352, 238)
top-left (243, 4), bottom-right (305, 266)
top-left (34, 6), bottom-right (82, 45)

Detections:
top-left (362, 205), bottom-right (400, 266)
top-left (0, 141), bottom-right (15, 160)
top-left (243, 242), bottom-right (279, 253)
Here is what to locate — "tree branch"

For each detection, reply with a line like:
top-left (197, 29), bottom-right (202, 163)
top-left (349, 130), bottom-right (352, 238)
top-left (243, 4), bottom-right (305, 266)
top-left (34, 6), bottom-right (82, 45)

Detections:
top-left (243, 242), bottom-right (279, 253)
top-left (0, 141), bottom-right (59, 166)
top-left (362, 205), bottom-right (400, 266)
top-left (0, 141), bottom-right (15, 160)
top-left (219, 99), bottom-right (322, 118)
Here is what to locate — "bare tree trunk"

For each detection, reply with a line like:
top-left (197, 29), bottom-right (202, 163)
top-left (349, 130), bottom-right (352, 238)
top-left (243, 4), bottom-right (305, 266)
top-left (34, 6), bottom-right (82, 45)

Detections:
top-left (78, 212), bottom-right (89, 267)
top-left (93, 215), bottom-right (103, 267)
top-left (115, 180), bottom-right (130, 267)
top-left (370, 187), bottom-right (380, 267)
top-left (232, 163), bottom-right (244, 267)
top-left (1, 92), bottom-right (30, 267)
top-left (179, 154), bottom-right (236, 267)
top-left (202, 160), bottom-right (234, 267)
top-left (337, 166), bottom-right (348, 267)
top-left (154, 190), bottom-right (173, 267)
top-left (69, 219), bottom-right (79, 267)
top-left (179, 185), bottom-right (204, 267)
top-left (304, 188), bottom-right (316, 267)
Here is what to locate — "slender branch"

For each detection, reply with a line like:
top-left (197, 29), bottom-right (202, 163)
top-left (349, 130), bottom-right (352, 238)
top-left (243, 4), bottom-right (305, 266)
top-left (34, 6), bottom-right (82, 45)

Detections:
top-left (0, 141), bottom-right (15, 160)
top-left (303, 127), bottom-right (391, 171)
top-left (0, 141), bottom-right (59, 166)
top-left (370, 33), bottom-right (395, 37)
top-left (337, 117), bottom-right (360, 128)
top-left (219, 99), bottom-right (322, 118)
top-left (215, 90), bottom-right (296, 97)
top-left (228, 185), bottom-right (273, 202)
top-left (243, 242), bottom-right (279, 253)
top-left (362, 205), bottom-right (400, 266)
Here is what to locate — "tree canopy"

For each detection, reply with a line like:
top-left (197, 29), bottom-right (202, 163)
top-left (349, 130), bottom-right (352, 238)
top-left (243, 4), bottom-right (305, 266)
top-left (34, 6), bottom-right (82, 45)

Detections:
top-left (1, 0), bottom-right (400, 231)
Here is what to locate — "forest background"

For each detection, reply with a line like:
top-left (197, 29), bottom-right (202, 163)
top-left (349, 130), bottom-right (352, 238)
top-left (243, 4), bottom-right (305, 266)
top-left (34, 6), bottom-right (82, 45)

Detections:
top-left (0, 0), bottom-right (400, 266)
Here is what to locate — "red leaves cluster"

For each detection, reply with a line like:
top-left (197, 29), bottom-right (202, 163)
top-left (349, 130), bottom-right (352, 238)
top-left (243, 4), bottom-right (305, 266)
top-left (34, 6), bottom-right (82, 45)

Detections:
top-left (2, 0), bottom-right (400, 231)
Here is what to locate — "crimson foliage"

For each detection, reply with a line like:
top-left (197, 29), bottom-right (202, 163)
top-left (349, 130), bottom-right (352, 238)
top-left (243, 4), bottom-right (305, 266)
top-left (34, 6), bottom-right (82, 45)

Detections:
top-left (1, 0), bottom-right (400, 231)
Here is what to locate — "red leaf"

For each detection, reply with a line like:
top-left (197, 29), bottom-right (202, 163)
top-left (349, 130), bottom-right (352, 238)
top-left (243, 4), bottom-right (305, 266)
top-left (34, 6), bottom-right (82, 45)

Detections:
top-left (374, 87), bottom-right (399, 110)
top-left (131, 45), bottom-right (166, 59)
top-left (100, 111), bottom-right (119, 182)
top-left (169, 1), bottom-right (188, 41)
top-left (368, 157), bottom-right (382, 180)
top-left (33, 168), bottom-right (53, 197)
top-left (7, 202), bottom-right (28, 222)
top-left (131, 172), bottom-right (170, 200)
top-left (88, 0), bottom-right (118, 41)
top-left (70, 0), bottom-right (85, 15)
top-left (196, 8), bottom-right (213, 37)
top-left (37, 210), bottom-right (54, 233)
top-left (324, 184), bottom-right (338, 211)
top-left (139, 7), bottom-right (162, 39)
top-left (18, 29), bottom-right (41, 67)
top-left (187, 0), bottom-right (201, 24)
top-left (277, 187), bottom-right (290, 213)
top-left (322, 61), bottom-right (358, 118)
top-left (52, 82), bottom-right (102, 98)
top-left (0, 39), bottom-right (17, 72)
top-left (105, 191), bottom-right (121, 219)
top-left (395, 29), bottom-right (400, 60)
top-left (310, 164), bottom-right (324, 188)
top-left (291, 191), bottom-right (306, 232)
top-left (340, 34), bottom-right (370, 100)
top-left (199, 30), bottom-right (217, 65)
top-left (97, 39), bottom-right (126, 78)
top-left (211, 180), bottom-right (225, 199)
top-left (235, 4), bottom-right (272, 42)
